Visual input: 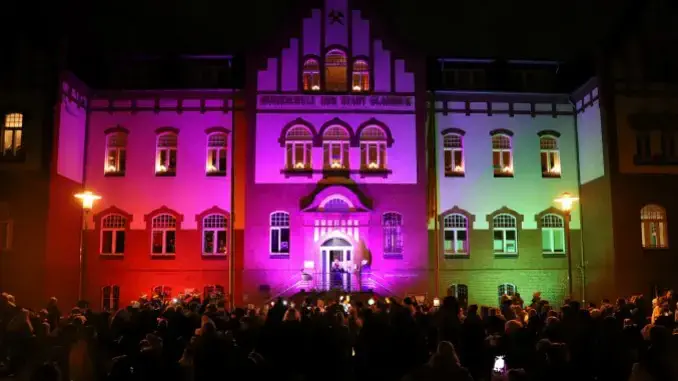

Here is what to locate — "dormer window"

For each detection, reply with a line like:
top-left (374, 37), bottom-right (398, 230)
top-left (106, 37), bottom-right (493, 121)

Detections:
top-left (325, 49), bottom-right (348, 92)
top-left (352, 60), bottom-right (370, 92)
top-left (303, 58), bottom-right (321, 91)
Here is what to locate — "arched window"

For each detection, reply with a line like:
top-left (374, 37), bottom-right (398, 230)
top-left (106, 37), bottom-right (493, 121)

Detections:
top-left (202, 214), bottom-right (228, 255)
top-left (493, 214), bottom-right (517, 254)
top-left (498, 283), bottom-right (517, 303)
top-left (206, 133), bottom-right (228, 176)
top-left (102, 285), bottom-right (120, 311)
top-left (105, 131), bottom-right (127, 175)
top-left (443, 214), bottom-right (468, 255)
top-left (383, 212), bottom-right (403, 255)
top-left (325, 49), bottom-right (348, 92)
top-left (270, 212), bottom-right (290, 255)
top-left (360, 126), bottom-right (387, 170)
top-left (156, 132), bottom-right (177, 176)
top-left (352, 60), bottom-right (370, 92)
top-left (443, 134), bottom-right (464, 176)
top-left (323, 197), bottom-right (351, 212)
top-left (2, 113), bottom-right (23, 156)
top-left (492, 134), bottom-right (513, 176)
top-left (285, 126), bottom-right (313, 170)
top-left (540, 136), bottom-right (561, 177)
top-left (541, 214), bottom-right (565, 254)
top-left (303, 58), bottom-right (321, 91)
top-left (151, 214), bottom-right (177, 255)
top-left (323, 126), bottom-right (350, 170)
top-left (641, 204), bottom-right (668, 248)
top-left (101, 214), bottom-right (127, 255)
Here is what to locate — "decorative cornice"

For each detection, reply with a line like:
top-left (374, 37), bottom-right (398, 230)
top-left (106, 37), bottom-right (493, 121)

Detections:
top-left (103, 125), bottom-right (129, 135)
top-left (354, 118), bottom-right (395, 147)
top-left (628, 113), bottom-right (678, 131)
top-left (144, 206), bottom-right (185, 227)
top-left (205, 126), bottom-right (230, 135)
top-left (440, 128), bottom-right (466, 136)
top-left (537, 130), bottom-right (561, 138)
top-left (155, 126), bottom-right (179, 135)
top-left (278, 118), bottom-right (317, 146)
top-left (489, 129), bottom-right (514, 137)
top-left (195, 206), bottom-right (230, 226)
top-left (316, 118), bottom-right (354, 147)
top-left (535, 206), bottom-right (569, 226)
top-left (94, 206), bottom-right (134, 230)
top-left (439, 205), bottom-right (476, 224)
top-left (486, 206), bottom-right (524, 226)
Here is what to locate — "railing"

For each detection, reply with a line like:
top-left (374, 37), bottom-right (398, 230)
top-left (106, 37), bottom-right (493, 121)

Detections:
top-left (269, 270), bottom-right (399, 300)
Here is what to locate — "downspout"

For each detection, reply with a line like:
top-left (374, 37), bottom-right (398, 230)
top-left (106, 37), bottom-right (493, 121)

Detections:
top-left (570, 97), bottom-right (587, 303)
top-left (79, 82), bottom-right (92, 303)
top-left (228, 87), bottom-right (237, 310)
top-left (427, 92), bottom-right (440, 298)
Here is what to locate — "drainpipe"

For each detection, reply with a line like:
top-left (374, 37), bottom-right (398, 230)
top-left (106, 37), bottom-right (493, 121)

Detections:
top-left (570, 96), bottom-right (587, 303)
top-left (228, 86), bottom-right (237, 310)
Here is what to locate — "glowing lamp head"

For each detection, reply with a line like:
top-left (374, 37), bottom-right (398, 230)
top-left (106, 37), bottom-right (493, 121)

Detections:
top-left (172, 298), bottom-right (178, 304)
top-left (311, 85), bottom-right (320, 91)
top-left (385, 297), bottom-right (391, 304)
top-left (367, 298), bottom-right (375, 306)
top-left (352, 85), bottom-right (362, 91)
top-left (282, 300), bottom-right (288, 306)
top-left (339, 295), bottom-right (344, 301)
top-left (74, 191), bottom-right (101, 210)
top-left (433, 297), bottom-right (440, 307)
top-left (555, 192), bottom-right (578, 212)
top-left (270, 301), bottom-right (275, 307)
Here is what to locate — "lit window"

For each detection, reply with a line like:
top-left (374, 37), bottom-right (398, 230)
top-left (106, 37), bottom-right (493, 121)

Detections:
top-left (323, 197), bottom-right (351, 212)
top-left (104, 132), bottom-right (127, 175)
top-left (303, 59), bottom-right (321, 91)
top-left (322, 126), bottom-right (350, 170)
top-left (151, 214), bottom-right (177, 255)
top-left (492, 134), bottom-right (513, 176)
top-left (2, 113), bottom-right (23, 156)
top-left (0, 219), bottom-right (11, 251)
top-left (102, 285), bottom-right (120, 312)
top-left (383, 212), bottom-right (403, 255)
top-left (285, 126), bottom-right (313, 170)
top-left (152, 285), bottom-right (172, 301)
top-left (325, 49), bottom-right (348, 92)
top-left (449, 284), bottom-right (469, 307)
top-left (270, 212), bottom-right (290, 254)
top-left (206, 133), bottom-right (228, 176)
top-left (498, 283), bottom-right (517, 303)
top-left (359, 126), bottom-right (387, 171)
top-left (352, 60), bottom-right (370, 92)
top-left (493, 214), bottom-right (517, 254)
top-left (203, 285), bottom-right (225, 301)
top-left (101, 214), bottom-right (127, 255)
top-left (540, 136), bottom-right (561, 177)
top-left (443, 134), bottom-right (464, 176)
top-left (443, 214), bottom-right (468, 255)
top-left (156, 132), bottom-right (177, 176)
top-left (641, 204), bottom-right (668, 249)
top-left (541, 214), bottom-right (565, 254)
top-left (203, 214), bottom-right (228, 255)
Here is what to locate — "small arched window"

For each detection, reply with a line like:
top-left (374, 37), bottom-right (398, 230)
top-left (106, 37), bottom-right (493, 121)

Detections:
top-left (101, 214), bottom-right (127, 255)
top-left (360, 126), bottom-right (387, 171)
top-left (323, 198), bottom-right (351, 212)
top-left (156, 132), bottom-right (177, 176)
top-left (352, 60), bottom-right (370, 92)
top-left (443, 134), bottom-right (464, 176)
top-left (285, 126), bottom-right (313, 170)
top-left (383, 212), bottom-right (403, 255)
top-left (202, 214), bottom-right (228, 255)
top-left (206, 133), bottom-right (228, 176)
top-left (443, 214), bottom-right (468, 255)
top-left (641, 204), bottom-right (668, 249)
top-left (540, 136), bottom-right (561, 177)
top-left (493, 214), bottom-right (517, 254)
top-left (492, 134), bottom-right (513, 176)
top-left (105, 131), bottom-right (127, 175)
top-left (270, 212), bottom-right (290, 255)
top-left (151, 214), bottom-right (177, 255)
top-left (322, 126), bottom-right (350, 170)
top-left (2, 113), bottom-right (23, 156)
top-left (325, 49), bottom-right (348, 92)
top-left (303, 58), bottom-right (321, 91)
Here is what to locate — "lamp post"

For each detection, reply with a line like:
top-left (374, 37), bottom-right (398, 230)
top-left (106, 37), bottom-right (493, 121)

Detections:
top-left (554, 192), bottom-right (578, 299)
top-left (74, 191), bottom-right (101, 301)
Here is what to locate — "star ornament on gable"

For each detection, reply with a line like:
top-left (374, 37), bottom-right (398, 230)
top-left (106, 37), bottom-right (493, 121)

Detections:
top-left (328, 9), bottom-right (344, 25)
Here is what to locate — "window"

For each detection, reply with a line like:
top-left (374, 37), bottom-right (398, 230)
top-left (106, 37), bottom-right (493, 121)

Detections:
top-left (359, 126), bottom-right (387, 171)
top-left (152, 285), bottom-right (172, 301)
top-left (156, 132), bottom-right (177, 175)
top-left (492, 134), bottom-right (513, 176)
top-left (206, 133), bottom-right (228, 176)
top-left (541, 214), bottom-right (565, 254)
top-left (0, 220), bottom-right (11, 251)
top-left (270, 212), bottom-right (290, 254)
top-left (661, 131), bottom-right (677, 161)
top-left (285, 126), bottom-right (313, 170)
top-left (2, 113), bottom-right (23, 157)
top-left (151, 214), bottom-right (177, 255)
top-left (641, 204), bottom-right (668, 249)
top-left (323, 126), bottom-right (350, 170)
top-left (101, 214), bottom-right (127, 255)
top-left (203, 214), bottom-right (228, 255)
top-left (539, 136), bottom-right (561, 177)
top-left (203, 285), bottom-right (225, 301)
top-left (323, 197), bottom-right (351, 212)
top-left (303, 59), bottom-right (321, 91)
top-left (492, 214), bottom-right (517, 254)
top-left (443, 214), bottom-right (468, 255)
top-left (383, 212), bottom-right (403, 255)
top-left (104, 132), bottom-right (127, 175)
top-left (498, 283), bottom-right (517, 301)
top-left (325, 49), bottom-right (348, 92)
top-left (443, 134), bottom-right (464, 176)
top-left (102, 285), bottom-right (120, 312)
top-left (449, 284), bottom-right (469, 308)
top-left (635, 132), bottom-right (652, 161)
top-left (352, 60), bottom-right (370, 92)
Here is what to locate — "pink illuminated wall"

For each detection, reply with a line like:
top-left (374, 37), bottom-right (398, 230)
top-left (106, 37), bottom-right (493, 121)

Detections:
top-left (56, 81), bottom-right (87, 183)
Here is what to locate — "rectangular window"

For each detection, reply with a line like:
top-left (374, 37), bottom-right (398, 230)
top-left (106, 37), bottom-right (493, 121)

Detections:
top-left (152, 230), bottom-right (176, 254)
top-left (542, 228), bottom-right (565, 253)
top-left (635, 133), bottom-right (652, 161)
top-left (1, 113), bottom-right (23, 157)
top-left (102, 286), bottom-right (120, 312)
top-left (443, 229), bottom-right (467, 254)
top-left (286, 142), bottom-right (312, 170)
top-left (444, 149), bottom-right (464, 176)
top-left (270, 227), bottom-right (290, 254)
top-left (156, 133), bottom-right (178, 176)
top-left (360, 142), bottom-right (386, 170)
top-left (493, 150), bottom-right (513, 176)
top-left (324, 142), bottom-right (349, 169)
top-left (207, 147), bottom-right (227, 175)
top-left (493, 229), bottom-right (517, 254)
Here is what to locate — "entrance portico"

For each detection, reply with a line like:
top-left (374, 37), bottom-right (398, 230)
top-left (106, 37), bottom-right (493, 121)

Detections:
top-left (320, 236), bottom-right (353, 290)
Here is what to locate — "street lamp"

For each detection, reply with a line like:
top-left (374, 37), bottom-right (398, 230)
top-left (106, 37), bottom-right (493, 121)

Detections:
top-left (554, 192), bottom-right (578, 299)
top-left (74, 191), bottom-right (101, 301)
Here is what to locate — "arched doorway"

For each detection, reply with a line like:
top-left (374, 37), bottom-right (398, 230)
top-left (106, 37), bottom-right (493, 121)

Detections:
top-left (320, 237), bottom-right (353, 291)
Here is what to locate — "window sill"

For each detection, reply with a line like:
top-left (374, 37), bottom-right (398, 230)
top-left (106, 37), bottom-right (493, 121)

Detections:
top-left (269, 254), bottom-right (290, 259)
top-left (155, 172), bottom-right (176, 177)
top-left (151, 254), bottom-right (176, 259)
top-left (202, 253), bottom-right (228, 259)
top-left (104, 172), bottom-right (125, 177)
top-left (444, 253), bottom-right (469, 259)
top-left (206, 171), bottom-right (227, 177)
top-left (493, 173), bottom-right (514, 178)
top-left (383, 253), bottom-right (403, 259)
top-left (543, 252), bottom-right (566, 257)
top-left (281, 168), bottom-right (314, 178)
top-left (100, 253), bottom-right (124, 258)
top-left (494, 252), bottom-right (518, 257)
top-left (322, 168), bottom-right (351, 177)
top-left (444, 172), bottom-right (465, 178)
top-left (359, 168), bottom-right (392, 178)
top-left (0, 153), bottom-right (26, 163)
top-left (642, 246), bottom-right (670, 251)
top-left (633, 155), bottom-right (678, 165)
top-left (541, 173), bottom-right (561, 179)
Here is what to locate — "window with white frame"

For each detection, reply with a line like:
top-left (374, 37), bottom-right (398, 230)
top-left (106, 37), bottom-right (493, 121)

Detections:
top-left (104, 132), bottom-right (127, 175)
top-left (102, 285), bottom-right (120, 311)
top-left (443, 214), bottom-right (468, 255)
top-left (383, 212), bottom-right (403, 255)
top-left (203, 214), bottom-right (227, 255)
top-left (360, 126), bottom-right (387, 170)
top-left (540, 136), bottom-right (561, 177)
top-left (498, 283), bottom-right (517, 299)
top-left (641, 204), bottom-right (668, 249)
top-left (493, 214), bottom-right (517, 254)
top-left (206, 133), bottom-right (228, 176)
top-left (152, 285), bottom-right (172, 301)
top-left (270, 212), bottom-right (290, 254)
top-left (541, 214), bottom-right (565, 254)
top-left (323, 126), bottom-right (350, 169)
top-left (101, 214), bottom-right (127, 255)
top-left (303, 58), bottom-right (321, 91)
top-left (285, 126), bottom-right (313, 170)
top-left (151, 214), bottom-right (177, 255)
top-left (443, 134), bottom-right (464, 176)
top-left (155, 133), bottom-right (177, 175)
top-left (352, 60), bottom-right (370, 92)
top-left (2, 113), bottom-right (23, 156)
top-left (449, 284), bottom-right (469, 307)
top-left (492, 134), bottom-right (513, 176)
top-left (0, 219), bottom-right (11, 251)
top-left (325, 49), bottom-right (348, 92)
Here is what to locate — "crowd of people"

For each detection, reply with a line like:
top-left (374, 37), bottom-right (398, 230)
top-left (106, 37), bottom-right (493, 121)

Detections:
top-left (0, 289), bottom-right (677, 381)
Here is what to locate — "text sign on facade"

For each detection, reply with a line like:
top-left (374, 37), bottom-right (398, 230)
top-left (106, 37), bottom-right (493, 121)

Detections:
top-left (257, 94), bottom-right (415, 111)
